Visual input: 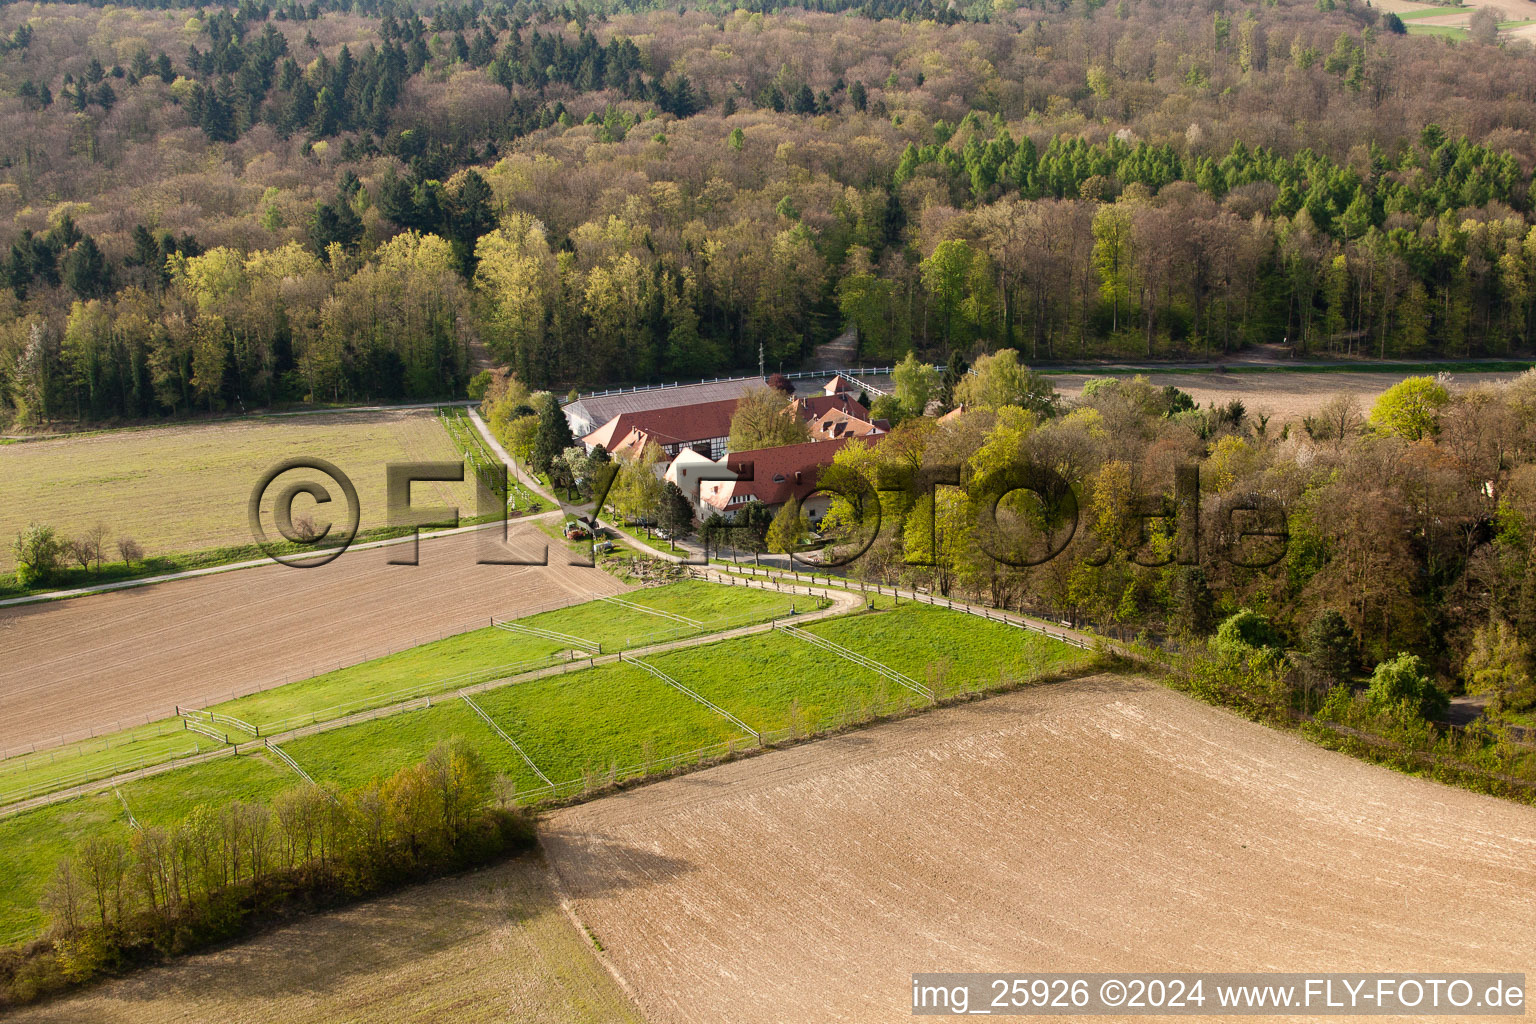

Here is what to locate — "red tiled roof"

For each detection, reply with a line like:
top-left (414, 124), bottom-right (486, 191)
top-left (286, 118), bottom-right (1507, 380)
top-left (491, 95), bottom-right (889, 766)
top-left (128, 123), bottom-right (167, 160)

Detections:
top-left (809, 408), bottom-right (885, 441)
top-left (582, 398), bottom-right (740, 453)
top-left (701, 437), bottom-right (855, 510)
top-left (824, 374), bottom-right (860, 396)
top-left (787, 394), bottom-right (870, 422)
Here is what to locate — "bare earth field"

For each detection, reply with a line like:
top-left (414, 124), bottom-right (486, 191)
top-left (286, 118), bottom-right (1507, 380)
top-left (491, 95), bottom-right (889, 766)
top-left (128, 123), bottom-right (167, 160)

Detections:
top-left (0, 408), bottom-right (478, 571)
top-left (541, 677), bottom-right (1536, 1024)
top-left (6, 852), bottom-right (645, 1024)
top-left (1050, 370), bottom-right (1523, 423)
top-left (0, 524), bottom-right (626, 754)
top-left (1372, 0), bottom-right (1536, 38)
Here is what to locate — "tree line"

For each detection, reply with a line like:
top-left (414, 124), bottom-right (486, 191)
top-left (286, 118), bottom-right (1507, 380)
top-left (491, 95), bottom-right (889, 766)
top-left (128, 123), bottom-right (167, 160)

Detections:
top-left (801, 356), bottom-right (1536, 728)
top-left (0, 739), bottom-right (534, 1009)
top-left (10, 0), bottom-right (1536, 426)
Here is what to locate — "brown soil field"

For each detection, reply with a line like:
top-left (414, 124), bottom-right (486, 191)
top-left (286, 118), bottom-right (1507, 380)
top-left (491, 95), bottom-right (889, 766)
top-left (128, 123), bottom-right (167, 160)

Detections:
top-left (541, 676), bottom-right (1536, 1024)
top-left (7, 852), bottom-right (645, 1024)
top-left (1375, 0), bottom-right (1536, 36)
top-left (0, 408), bottom-right (477, 571)
top-left (1050, 369), bottom-right (1524, 423)
top-left (0, 523), bottom-right (626, 755)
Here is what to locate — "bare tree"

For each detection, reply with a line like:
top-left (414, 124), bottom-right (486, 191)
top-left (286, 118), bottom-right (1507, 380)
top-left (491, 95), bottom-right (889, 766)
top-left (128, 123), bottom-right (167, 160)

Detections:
top-left (117, 536), bottom-right (144, 567)
top-left (83, 523), bottom-right (109, 571)
top-left (62, 537), bottom-right (92, 571)
top-left (1469, 7), bottom-right (1502, 45)
top-left (79, 835), bottom-right (131, 927)
top-left (42, 856), bottom-right (84, 936)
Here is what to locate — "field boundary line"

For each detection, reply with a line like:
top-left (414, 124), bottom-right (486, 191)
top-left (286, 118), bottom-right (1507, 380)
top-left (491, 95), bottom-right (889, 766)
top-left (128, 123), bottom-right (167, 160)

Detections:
top-left (494, 620), bottom-right (600, 653)
top-left (243, 650), bottom-right (578, 736)
top-left (0, 741), bottom-right (206, 806)
top-left (621, 654), bottom-right (762, 744)
top-left (0, 744), bottom-right (238, 819)
top-left (114, 787), bottom-right (140, 831)
top-left (0, 518), bottom-right (540, 612)
top-left (266, 741), bottom-right (317, 786)
top-left (600, 595), bottom-right (702, 627)
top-left (460, 693), bottom-right (554, 787)
top-left (181, 717), bottom-right (230, 745)
top-left (181, 706), bottom-right (256, 736)
top-left (709, 563), bottom-right (1101, 653)
top-left (0, 590), bottom-right (857, 816)
top-left (775, 622), bottom-right (934, 702)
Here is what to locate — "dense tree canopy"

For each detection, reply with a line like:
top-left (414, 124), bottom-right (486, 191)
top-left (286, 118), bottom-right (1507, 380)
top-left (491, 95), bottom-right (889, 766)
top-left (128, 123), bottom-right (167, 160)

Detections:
top-left (7, 0), bottom-right (1536, 424)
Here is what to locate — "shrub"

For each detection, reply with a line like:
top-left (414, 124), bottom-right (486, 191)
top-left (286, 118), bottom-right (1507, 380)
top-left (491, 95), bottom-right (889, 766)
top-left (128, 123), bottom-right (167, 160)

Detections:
top-left (1211, 608), bottom-right (1285, 660)
top-left (12, 522), bottom-right (61, 587)
top-left (1365, 652), bottom-right (1448, 722)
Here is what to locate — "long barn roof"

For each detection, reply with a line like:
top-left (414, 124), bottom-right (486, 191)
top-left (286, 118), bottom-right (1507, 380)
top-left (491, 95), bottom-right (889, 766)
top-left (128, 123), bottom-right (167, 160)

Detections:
top-left (565, 377), bottom-right (765, 426)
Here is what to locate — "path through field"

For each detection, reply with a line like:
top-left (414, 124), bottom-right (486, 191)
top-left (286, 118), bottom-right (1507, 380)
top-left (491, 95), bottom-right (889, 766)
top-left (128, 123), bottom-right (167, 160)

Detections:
top-left (1049, 369), bottom-right (1523, 422)
top-left (542, 677), bottom-right (1536, 1024)
top-left (6, 852), bottom-right (644, 1024)
top-left (0, 524), bottom-right (626, 754)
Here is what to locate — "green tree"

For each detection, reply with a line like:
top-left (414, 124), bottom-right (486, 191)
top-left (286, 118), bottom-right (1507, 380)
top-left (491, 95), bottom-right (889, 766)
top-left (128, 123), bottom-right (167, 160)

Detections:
top-left (920, 239), bottom-right (975, 351)
top-left (1212, 608), bottom-right (1286, 659)
top-left (62, 237), bottom-right (112, 300)
top-left (1464, 619), bottom-right (1535, 715)
top-left (531, 396), bottom-right (575, 475)
top-left (1092, 204), bottom-right (1135, 332)
top-left (892, 351), bottom-right (939, 419)
top-left (1365, 653), bottom-right (1448, 720)
top-left (657, 481), bottom-right (694, 546)
top-left (766, 495), bottom-right (808, 554)
top-left (13, 521), bottom-right (62, 587)
top-left (953, 349), bottom-right (1057, 416)
top-left (1305, 609), bottom-right (1356, 685)
top-left (1368, 376), bottom-right (1450, 441)
top-left (730, 499), bottom-right (776, 563)
top-left (728, 387), bottom-right (810, 451)
top-left (609, 441), bottom-right (667, 525)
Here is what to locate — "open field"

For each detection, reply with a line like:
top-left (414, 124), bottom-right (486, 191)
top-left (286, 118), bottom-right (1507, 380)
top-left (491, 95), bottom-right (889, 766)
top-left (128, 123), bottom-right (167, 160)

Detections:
top-left (0, 580), bottom-right (810, 801)
top-left (805, 602), bottom-right (1084, 692)
top-left (647, 630), bottom-right (926, 734)
top-left (281, 698), bottom-right (547, 793)
top-left (7, 852), bottom-right (645, 1024)
top-left (472, 661), bottom-right (756, 780)
top-left (1049, 369), bottom-right (1525, 423)
top-left (0, 408), bottom-right (479, 573)
top-left (0, 524), bottom-right (627, 755)
top-left (6, 601), bottom-right (1013, 945)
top-left (541, 677), bottom-right (1536, 1024)
top-left (210, 580), bottom-right (813, 733)
top-left (0, 718), bottom-right (228, 806)
top-left (0, 751), bottom-right (294, 943)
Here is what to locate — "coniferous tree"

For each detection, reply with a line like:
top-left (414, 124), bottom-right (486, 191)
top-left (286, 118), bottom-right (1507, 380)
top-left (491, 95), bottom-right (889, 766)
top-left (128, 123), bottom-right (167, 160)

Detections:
top-left (531, 398), bottom-right (575, 476)
top-left (63, 237), bottom-right (112, 300)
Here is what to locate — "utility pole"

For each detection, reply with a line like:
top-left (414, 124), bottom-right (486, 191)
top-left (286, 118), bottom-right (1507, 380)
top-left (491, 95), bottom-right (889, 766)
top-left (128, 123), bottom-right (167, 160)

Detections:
top-left (759, 342), bottom-right (765, 380)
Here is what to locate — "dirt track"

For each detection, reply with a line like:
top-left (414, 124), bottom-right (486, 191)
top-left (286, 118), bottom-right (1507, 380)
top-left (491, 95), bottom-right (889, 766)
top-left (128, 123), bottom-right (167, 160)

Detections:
top-left (0, 524), bottom-right (626, 754)
top-left (543, 677), bottom-right (1536, 1024)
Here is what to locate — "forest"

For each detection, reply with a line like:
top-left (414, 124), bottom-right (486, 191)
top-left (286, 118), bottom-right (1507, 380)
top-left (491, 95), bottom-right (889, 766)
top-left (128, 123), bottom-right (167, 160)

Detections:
top-left (3, 0), bottom-right (1536, 422)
